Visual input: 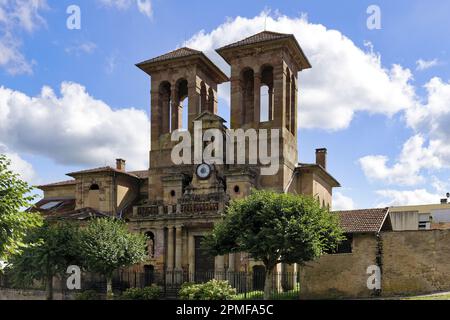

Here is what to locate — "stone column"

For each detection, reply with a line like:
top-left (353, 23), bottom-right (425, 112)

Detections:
top-left (230, 70), bottom-right (243, 129)
top-left (166, 226), bottom-right (174, 284)
top-left (227, 253), bottom-right (236, 288)
top-left (167, 227), bottom-right (174, 270)
top-left (285, 75), bottom-right (291, 132)
top-left (174, 226), bottom-right (183, 283)
top-left (188, 83), bottom-right (200, 132)
top-left (215, 255), bottom-right (225, 280)
top-left (171, 94), bottom-right (182, 131)
top-left (268, 87), bottom-right (274, 121)
top-left (292, 78), bottom-right (298, 137)
top-left (253, 72), bottom-right (261, 126)
top-left (272, 64), bottom-right (286, 128)
top-left (150, 87), bottom-right (161, 146)
top-left (161, 94), bottom-right (170, 134)
top-left (188, 234), bottom-right (195, 282)
top-left (228, 253), bottom-right (236, 272)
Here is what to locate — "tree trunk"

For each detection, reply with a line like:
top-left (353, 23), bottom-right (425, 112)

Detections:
top-left (263, 268), bottom-right (273, 300)
top-left (106, 276), bottom-right (113, 300)
top-left (46, 275), bottom-right (53, 300)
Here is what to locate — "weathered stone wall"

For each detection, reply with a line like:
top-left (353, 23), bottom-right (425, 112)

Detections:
top-left (299, 233), bottom-right (378, 299)
top-left (381, 229), bottom-right (450, 297)
top-left (0, 289), bottom-right (71, 300)
top-left (300, 229), bottom-right (450, 299)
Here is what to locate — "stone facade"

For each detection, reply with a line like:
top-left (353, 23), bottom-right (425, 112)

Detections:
top-left (36, 31), bottom-right (340, 280)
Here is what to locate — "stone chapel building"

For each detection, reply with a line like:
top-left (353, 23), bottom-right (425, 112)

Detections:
top-left (34, 31), bottom-right (341, 280)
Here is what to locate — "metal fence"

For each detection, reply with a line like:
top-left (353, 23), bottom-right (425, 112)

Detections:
top-left (0, 270), bottom-right (300, 300)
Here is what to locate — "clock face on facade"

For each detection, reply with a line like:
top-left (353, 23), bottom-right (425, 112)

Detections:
top-left (196, 163), bottom-right (211, 180)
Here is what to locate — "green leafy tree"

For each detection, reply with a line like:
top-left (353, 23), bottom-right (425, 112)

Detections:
top-left (79, 218), bottom-right (147, 299)
top-left (0, 154), bottom-right (42, 262)
top-left (203, 190), bottom-right (344, 300)
top-left (7, 222), bottom-right (81, 300)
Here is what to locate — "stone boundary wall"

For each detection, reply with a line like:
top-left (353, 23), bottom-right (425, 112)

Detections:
top-left (299, 233), bottom-right (378, 299)
top-left (381, 229), bottom-right (450, 297)
top-left (300, 229), bottom-right (450, 299)
top-left (0, 289), bottom-right (71, 300)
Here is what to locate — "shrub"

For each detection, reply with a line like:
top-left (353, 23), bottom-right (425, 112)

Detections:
top-left (179, 279), bottom-right (236, 300)
top-left (121, 285), bottom-right (162, 300)
top-left (74, 290), bottom-right (101, 300)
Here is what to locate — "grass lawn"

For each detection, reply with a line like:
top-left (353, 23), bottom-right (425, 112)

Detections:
top-left (234, 285), bottom-right (300, 300)
top-left (403, 293), bottom-right (450, 300)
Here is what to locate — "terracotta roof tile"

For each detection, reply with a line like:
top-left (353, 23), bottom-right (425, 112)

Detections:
top-left (333, 208), bottom-right (390, 233)
top-left (45, 207), bottom-right (109, 221)
top-left (217, 31), bottom-right (291, 50)
top-left (67, 166), bottom-right (140, 178)
top-left (137, 47), bottom-right (201, 65)
top-left (128, 170), bottom-right (149, 179)
top-left (37, 180), bottom-right (76, 188)
top-left (31, 198), bottom-right (76, 215)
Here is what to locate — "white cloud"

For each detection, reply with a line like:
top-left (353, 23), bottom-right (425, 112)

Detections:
top-left (359, 134), bottom-right (441, 186)
top-left (0, 144), bottom-right (37, 184)
top-left (97, 0), bottom-right (152, 18)
top-left (362, 77), bottom-right (450, 187)
top-left (416, 58), bottom-right (439, 71)
top-left (105, 54), bottom-right (117, 74)
top-left (97, 0), bottom-right (131, 10)
top-left (332, 192), bottom-right (355, 211)
top-left (183, 12), bottom-right (416, 131)
top-left (375, 189), bottom-right (441, 207)
top-left (0, 0), bottom-right (47, 74)
top-left (65, 41), bottom-right (97, 56)
top-left (137, 0), bottom-right (152, 18)
top-left (0, 82), bottom-right (150, 170)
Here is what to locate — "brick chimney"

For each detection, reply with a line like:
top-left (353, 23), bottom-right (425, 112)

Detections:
top-left (116, 159), bottom-right (126, 172)
top-left (315, 148), bottom-right (327, 170)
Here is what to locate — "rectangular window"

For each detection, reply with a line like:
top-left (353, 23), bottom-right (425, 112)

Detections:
top-left (328, 234), bottom-right (353, 254)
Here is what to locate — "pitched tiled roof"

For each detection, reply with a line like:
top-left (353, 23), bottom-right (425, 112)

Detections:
top-left (333, 208), bottom-right (390, 233)
top-left (217, 31), bottom-right (291, 51)
top-left (216, 31), bottom-right (311, 70)
top-left (45, 207), bottom-right (109, 222)
top-left (296, 163), bottom-right (341, 188)
top-left (37, 180), bottom-right (76, 188)
top-left (137, 47), bottom-right (202, 65)
top-left (128, 170), bottom-right (149, 179)
top-left (136, 47), bottom-right (229, 83)
top-left (67, 166), bottom-right (140, 179)
top-left (31, 198), bottom-right (76, 215)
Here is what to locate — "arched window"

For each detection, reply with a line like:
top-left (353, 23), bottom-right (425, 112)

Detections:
top-left (200, 82), bottom-right (207, 113)
top-left (88, 184), bottom-right (100, 209)
top-left (176, 79), bottom-right (189, 130)
top-left (159, 82), bottom-right (171, 134)
top-left (89, 184), bottom-right (99, 190)
top-left (260, 65), bottom-right (274, 122)
top-left (145, 231), bottom-right (155, 258)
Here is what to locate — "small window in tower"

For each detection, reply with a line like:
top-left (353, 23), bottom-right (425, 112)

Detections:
top-left (90, 184), bottom-right (100, 190)
top-left (170, 190), bottom-right (176, 197)
top-left (234, 185), bottom-right (240, 194)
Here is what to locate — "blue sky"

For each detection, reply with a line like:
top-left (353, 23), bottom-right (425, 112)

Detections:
top-left (1, 0), bottom-right (450, 210)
